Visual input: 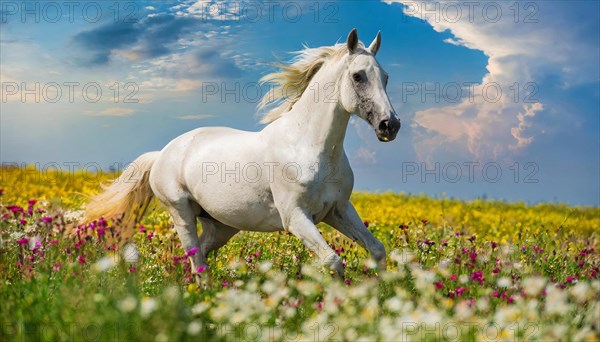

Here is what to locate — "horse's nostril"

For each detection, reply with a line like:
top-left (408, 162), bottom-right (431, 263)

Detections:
top-left (378, 120), bottom-right (389, 131)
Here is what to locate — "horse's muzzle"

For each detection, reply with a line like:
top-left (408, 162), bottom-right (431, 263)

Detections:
top-left (376, 116), bottom-right (400, 142)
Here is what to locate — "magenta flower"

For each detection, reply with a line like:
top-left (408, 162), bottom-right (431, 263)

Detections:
top-left (469, 252), bottom-right (478, 263)
top-left (221, 282), bottom-right (229, 287)
top-left (48, 240), bottom-right (59, 246)
top-left (77, 254), bottom-right (86, 264)
top-left (28, 199), bottom-right (37, 207)
top-left (139, 225), bottom-right (146, 233)
top-left (185, 247), bottom-right (199, 257)
top-left (434, 281), bottom-right (444, 289)
top-left (449, 274), bottom-right (457, 281)
top-left (196, 265), bottom-right (207, 273)
top-left (52, 262), bottom-right (62, 271)
top-left (7, 205), bottom-right (24, 214)
top-left (41, 216), bottom-right (52, 224)
top-left (470, 271), bottom-right (484, 285)
top-left (19, 219), bottom-right (27, 225)
top-left (491, 241), bottom-right (498, 249)
top-left (17, 237), bottom-right (29, 246)
top-left (147, 232), bottom-right (154, 241)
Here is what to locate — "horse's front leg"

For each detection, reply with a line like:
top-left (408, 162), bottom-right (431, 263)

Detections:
top-left (285, 208), bottom-right (344, 277)
top-left (324, 201), bottom-right (387, 273)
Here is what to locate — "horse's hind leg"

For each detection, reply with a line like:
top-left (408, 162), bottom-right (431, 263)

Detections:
top-left (163, 200), bottom-right (203, 273)
top-left (198, 218), bottom-right (239, 266)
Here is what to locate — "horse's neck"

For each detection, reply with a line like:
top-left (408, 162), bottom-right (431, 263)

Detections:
top-left (279, 64), bottom-right (350, 157)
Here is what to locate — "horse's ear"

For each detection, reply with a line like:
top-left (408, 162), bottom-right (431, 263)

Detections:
top-left (368, 31), bottom-right (381, 56)
top-left (347, 28), bottom-right (359, 53)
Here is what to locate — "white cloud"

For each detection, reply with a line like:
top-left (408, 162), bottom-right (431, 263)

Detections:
top-left (85, 107), bottom-right (136, 117)
top-left (181, 1), bottom-right (242, 21)
top-left (178, 114), bottom-right (214, 120)
top-left (356, 147), bottom-right (377, 164)
top-left (384, 0), bottom-right (598, 160)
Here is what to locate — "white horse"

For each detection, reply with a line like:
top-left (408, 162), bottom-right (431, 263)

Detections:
top-left (84, 29), bottom-right (400, 279)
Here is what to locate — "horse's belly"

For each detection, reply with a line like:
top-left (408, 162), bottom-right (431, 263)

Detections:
top-left (194, 185), bottom-right (283, 232)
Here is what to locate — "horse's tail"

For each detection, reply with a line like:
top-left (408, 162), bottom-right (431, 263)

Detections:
top-left (82, 151), bottom-right (160, 243)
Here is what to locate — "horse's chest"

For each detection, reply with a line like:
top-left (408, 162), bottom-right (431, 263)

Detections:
top-left (300, 165), bottom-right (352, 220)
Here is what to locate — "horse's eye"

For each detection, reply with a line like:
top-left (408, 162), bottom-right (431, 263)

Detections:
top-left (352, 73), bottom-right (363, 82)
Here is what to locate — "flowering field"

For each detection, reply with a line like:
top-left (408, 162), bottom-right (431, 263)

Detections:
top-left (1, 167), bottom-right (599, 341)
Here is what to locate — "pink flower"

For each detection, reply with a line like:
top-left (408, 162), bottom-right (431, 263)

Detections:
top-left (344, 278), bottom-right (351, 286)
top-left (469, 252), bottom-right (478, 262)
top-left (139, 225), bottom-right (146, 233)
top-left (19, 219), bottom-right (27, 225)
top-left (196, 265), bottom-right (207, 273)
top-left (147, 232), bottom-right (154, 241)
top-left (185, 247), bottom-right (199, 257)
top-left (129, 266), bottom-right (136, 273)
top-left (48, 240), bottom-right (59, 246)
top-left (17, 237), bottom-right (29, 246)
top-left (7, 205), bottom-right (24, 214)
top-left (221, 282), bottom-right (229, 287)
top-left (434, 281), bottom-right (444, 289)
top-left (41, 216), bottom-right (52, 224)
top-left (316, 301), bottom-right (323, 311)
top-left (77, 254), bottom-right (86, 264)
top-left (52, 262), bottom-right (62, 271)
top-left (449, 274), bottom-right (457, 281)
top-left (470, 271), bottom-right (484, 285)
top-left (455, 287), bottom-right (466, 296)
top-left (28, 199), bottom-right (37, 207)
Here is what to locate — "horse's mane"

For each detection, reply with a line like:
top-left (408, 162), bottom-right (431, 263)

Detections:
top-left (258, 42), bottom-right (362, 123)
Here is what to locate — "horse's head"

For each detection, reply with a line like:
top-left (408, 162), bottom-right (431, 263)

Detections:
top-left (339, 29), bottom-right (400, 142)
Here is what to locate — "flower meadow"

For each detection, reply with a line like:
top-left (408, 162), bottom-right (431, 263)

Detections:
top-left (1, 167), bottom-right (599, 341)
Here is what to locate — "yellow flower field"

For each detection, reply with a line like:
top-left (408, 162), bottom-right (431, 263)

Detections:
top-left (1, 166), bottom-right (598, 341)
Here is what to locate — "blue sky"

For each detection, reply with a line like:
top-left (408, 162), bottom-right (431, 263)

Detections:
top-left (1, 0), bottom-right (598, 205)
